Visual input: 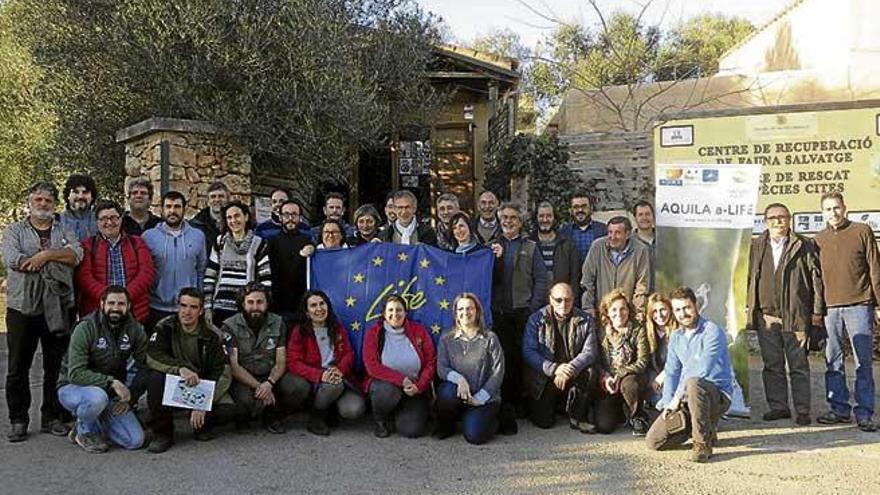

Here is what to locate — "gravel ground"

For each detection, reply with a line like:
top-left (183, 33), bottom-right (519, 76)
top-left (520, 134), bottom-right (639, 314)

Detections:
top-left (0, 352), bottom-right (878, 495)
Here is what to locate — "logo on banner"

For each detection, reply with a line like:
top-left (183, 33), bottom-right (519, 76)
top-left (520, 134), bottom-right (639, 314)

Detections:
top-left (702, 169), bottom-right (719, 182)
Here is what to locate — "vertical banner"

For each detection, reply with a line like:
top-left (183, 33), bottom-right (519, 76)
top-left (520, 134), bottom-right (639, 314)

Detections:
top-left (655, 164), bottom-right (761, 415)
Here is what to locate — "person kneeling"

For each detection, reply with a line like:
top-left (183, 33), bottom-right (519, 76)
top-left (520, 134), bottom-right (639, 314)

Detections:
top-left (57, 286), bottom-right (148, 453)
top-left (145, 288), bottom-right (239, 453)
top-left (364, 295), bottom-right (435, 438)
top-left (223, 283), bottom-right (306, 434)
top-left (593, 290), bottom-right (651, 436)
top-left (435, 293), bottom-right (504, 444)
top-left (522, 283), bottom-right (598, 432)
top-left (287, 291), bottom-right (366, 436)
top-left (645, 287), bottom-right (733, 463)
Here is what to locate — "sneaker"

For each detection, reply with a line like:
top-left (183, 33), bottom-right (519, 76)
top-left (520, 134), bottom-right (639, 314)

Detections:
top-left (7, 423), bottom-right (27, 443)
top-left (75, 432), bottom-right (109, 454)
top-left (68, 428), bottom-right (77, 444)
top-left (795, 414), bottom-right (811, 426)
top-left (374, 420), bottom-right (392, 438)
top-left (816, 411), bottom-right (851, 425)
top-left (306, 414), bottom-right (330, 436)
top-left (147, 435), bottom-right (173, 454)
top-left (762, 409), bottom-right (791, 421)
top-left (857, 418), bottom-right (877, 432)
top-left (569, 417), bottom-right (597, 434)
top-left (40, 419), bottom-right (71, 437)
top-left (630, 417), bottom-right (648, 437)
top-left (690, 441), bottom-right (712, 463)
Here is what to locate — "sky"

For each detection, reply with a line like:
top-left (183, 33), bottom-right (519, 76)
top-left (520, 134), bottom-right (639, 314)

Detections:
top-left (416, 0), bottom-right (796, 48)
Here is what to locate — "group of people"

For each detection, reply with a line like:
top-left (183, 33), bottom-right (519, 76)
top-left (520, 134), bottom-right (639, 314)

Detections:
top-left (2, 172), bottom-right (878, 464)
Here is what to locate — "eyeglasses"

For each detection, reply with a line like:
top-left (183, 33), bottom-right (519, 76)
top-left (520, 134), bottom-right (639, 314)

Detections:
top-left (97, 215), bottom-right (121, 223)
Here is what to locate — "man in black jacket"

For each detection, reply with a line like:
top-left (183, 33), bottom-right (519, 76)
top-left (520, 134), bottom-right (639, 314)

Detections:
top-left (268, 200), bottom-right (313, 327)
top-left (379, 190), bottom-right (437, 246)
top-left (189, 181), bottom-right (229, 254)
top-left (145, 287), bottom-right (236, 453)
top-left (532, 201), bottom-right (581, 306)
top-left (746, 203), bottom-right (824, 426)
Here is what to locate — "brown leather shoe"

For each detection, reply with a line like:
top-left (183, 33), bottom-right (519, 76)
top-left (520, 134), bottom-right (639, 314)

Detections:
top-left (690, 442), bottom-right (712, 463)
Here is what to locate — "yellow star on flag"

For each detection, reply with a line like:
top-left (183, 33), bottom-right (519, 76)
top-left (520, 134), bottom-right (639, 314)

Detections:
top-left (351, 321), bottom-right (361, 332)
top-left (431, 324), bottom-right (442, 335)
top-left (345, 296), bottom-right (357, 307)
top-left (419, 258), bottom-right (430, 269)
top-left (353, 273), bottom-right (365, 283)
top-left (372, 256), bottom-right (384, 267)
top-left (397, 252), bottom-right (409, 262)
top-left (438, 299), bottom-right (450, 310)
top-left (434, 276), bottom-right (446, 286)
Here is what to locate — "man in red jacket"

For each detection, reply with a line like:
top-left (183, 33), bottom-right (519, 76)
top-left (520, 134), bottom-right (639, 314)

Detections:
top-left (76, 200), bottom-right (155, 323)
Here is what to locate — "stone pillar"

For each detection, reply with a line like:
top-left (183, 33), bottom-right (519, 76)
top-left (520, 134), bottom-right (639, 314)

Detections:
top-left (115, 117), bottom-right (251, 216)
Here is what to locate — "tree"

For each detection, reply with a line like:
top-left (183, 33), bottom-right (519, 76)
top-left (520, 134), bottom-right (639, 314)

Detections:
top-left (468, 28), bottom-right (537, 133)
top-left (0, 21), bottom-right (57, 223)
top-left (523, 0), bottom-right (755, 130)
top-left (1, 0), bottom-right (444, 198)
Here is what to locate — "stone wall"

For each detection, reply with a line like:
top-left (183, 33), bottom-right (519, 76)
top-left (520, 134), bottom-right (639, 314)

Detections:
top-left (117, 118), bottom-right (251, 216)
top-left (560, 131), bottom-right (653, 211)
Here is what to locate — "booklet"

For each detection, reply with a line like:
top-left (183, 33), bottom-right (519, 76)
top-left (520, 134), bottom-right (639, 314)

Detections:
top-left (161, 374), bottom-right (215, 412)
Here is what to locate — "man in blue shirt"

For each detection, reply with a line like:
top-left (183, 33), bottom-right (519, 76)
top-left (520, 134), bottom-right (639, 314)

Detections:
top-left (646, 286), bottom-right (732, 463)
top-left (558, 193), bottom-right (606, 267)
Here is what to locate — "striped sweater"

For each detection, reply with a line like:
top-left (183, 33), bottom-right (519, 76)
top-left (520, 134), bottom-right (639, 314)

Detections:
top-left (203, 231), bottom-right (272, 313)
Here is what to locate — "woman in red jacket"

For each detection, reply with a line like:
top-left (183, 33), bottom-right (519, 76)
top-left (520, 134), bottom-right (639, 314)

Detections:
top-left (363, 295), bottom-right (436, 438)
top-left (287, 290), bottom-right (365, 435)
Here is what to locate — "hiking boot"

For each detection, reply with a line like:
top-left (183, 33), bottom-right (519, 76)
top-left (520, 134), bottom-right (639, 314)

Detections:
top-left (569, 417), bottom-right (597, 434)
top-left (307, 413), bottom-right (330, 436)
top-left (147, 435), bottom-right (173, 454)
top-left (40, 419), bottom-right (71, 437)
top-left (630, 417), bottom-right (648, 437)
top-left (265, 418), bottom-right (287, 435)
top-left (690, 442), bottom-right (712, 463)
top-left (795, 414), bottom-right (811, 426)
top-left (193, 426), bottom-right (219, 442)
top-left (374, 420), bottom-right (392, 438)
top-left (857, 418), bottom-right (877, 432)
top-left (7, 423), bottom-right (27, 443)
top-left (816, 411), bottom-right (851, 425)
top-left (762, 409), bottom-right (791, 421)
top-left (75, 432), bottom-right (109, 454)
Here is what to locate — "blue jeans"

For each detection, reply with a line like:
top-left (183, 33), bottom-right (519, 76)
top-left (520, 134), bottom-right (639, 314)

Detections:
top-left (824, 305), bottom-right (875, 420)
top-left (57, 384), bottom-right (144, 450)
top-left (436, 381), bottom-right (500, 445)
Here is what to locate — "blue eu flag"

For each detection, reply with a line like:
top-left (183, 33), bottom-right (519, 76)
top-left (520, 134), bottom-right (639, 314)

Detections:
top-left (308, 243), bottom-right (494, 369)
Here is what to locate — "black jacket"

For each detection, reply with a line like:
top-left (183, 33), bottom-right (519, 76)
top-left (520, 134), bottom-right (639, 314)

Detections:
top-left (268, 230), bottom-right (311, 314)
top-left (189, 207), bottom-right (222, 255)
top-left (378, 218), bottom-right (438, 246)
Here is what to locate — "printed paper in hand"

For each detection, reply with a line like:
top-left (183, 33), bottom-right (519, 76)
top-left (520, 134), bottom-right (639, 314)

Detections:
top-left (161, 374), bottom-right (215, 412)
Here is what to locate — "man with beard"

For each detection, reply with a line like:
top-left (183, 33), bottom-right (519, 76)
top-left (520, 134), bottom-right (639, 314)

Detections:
top-left (3, 181), bottom-right (82, 442)
top-left (559, 193), bottom-right (606, 268)
top-left (57, 286), bottom-right (148, 453)
top-left (522, 282), bottom-right (597, 432)
top-left (59, 174), bottom-right (99, 241)
top-left (471, 190), bottom-right (501, 245)
top-left (490, 202), bottom-right (549, 434)
top-left (646, 287), bottom-right (732, 463)
top-left (256, 188), bottom-right (308, 240)
top-left (267, 200), bottom-right (313, 328)
top-left (222, 283), bottom-right (305, 433)
top-left (581, 217), bottom-right (651, 318)
top-left (145, 287), bottom-right (237, 453)
top-left (532, 202), bottom-right (581, 306)
top-left (434, 193), bottom-right (460, 251)
top-left (189, 181), bottom-right (229, 254)
top-left (76, 200), bottom-right (155, 324)
top-left (311, 192), bottom-right (355, 242)
top-left (379, 190), bottom-right (437, 246)
top-left (142, 191), bottom-right (207, 334)
top-left (121, 178), bottom-right (162, 236)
